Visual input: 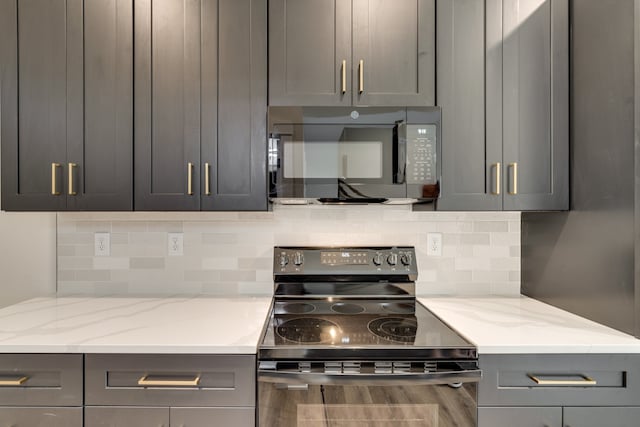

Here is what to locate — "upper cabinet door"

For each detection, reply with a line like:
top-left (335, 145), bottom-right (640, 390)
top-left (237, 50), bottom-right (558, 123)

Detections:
top-left (437, 0), bottom-right (503, 210)
top-left (200, 0), bottom-right (267, 211)
top-left (352, 0), bottom-right (435, 106)
top-left (269, 0), bottom-right (351, 106)
top-left (68, 0), bottom-right (133, 211)
top-left (502, 0), bottom-right (569, 210)
top-left (0, 0), bottom-right (133, 212)
top-left (0, 0), bottom-right (71, 211)
top-left (135, 0), bottom-right (202, 211)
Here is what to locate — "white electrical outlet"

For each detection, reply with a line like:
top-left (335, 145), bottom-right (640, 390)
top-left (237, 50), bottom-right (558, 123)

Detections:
top-left (94, 232), bottom-right (110, 257)
top-left (426, 232), bottom-right (442, 256)
top-left (167, 232), bottom-right (184, 256)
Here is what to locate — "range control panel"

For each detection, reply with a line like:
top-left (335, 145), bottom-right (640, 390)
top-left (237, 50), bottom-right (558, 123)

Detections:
top-left (274, 247), bottom-right (417, 280)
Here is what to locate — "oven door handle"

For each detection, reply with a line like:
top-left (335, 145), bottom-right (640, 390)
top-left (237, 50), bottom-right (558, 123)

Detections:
top-left (258, 369), bottom-right (481, 387)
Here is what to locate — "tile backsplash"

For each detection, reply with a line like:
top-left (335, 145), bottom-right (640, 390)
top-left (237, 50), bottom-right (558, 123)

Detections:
top-left (57, 205), bottom-right (520, 296)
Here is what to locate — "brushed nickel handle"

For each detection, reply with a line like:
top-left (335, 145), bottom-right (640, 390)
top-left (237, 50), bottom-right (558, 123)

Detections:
top-left (528, 374), bottom-right (597, 386)
top-left (51, 163), bottom-right (61, 195)
top-left (509, 162), bottom-right (518, 195)
top-left (68, 163), bottom-right (77, 195)
top-left (204, 162), bottom-right (211, 195)
top-left (492, 163), bottom-right (501, 195)
top-left (358, 59), bottom-right (364, 93)
top-left (138, 374), bottom-right (201, 387)
top-left (341, 59), bottom-right (347, 94)
top-left (0, 376), bottom-right (28, 386)
top-left (187, 162), bottom-right (194, 195)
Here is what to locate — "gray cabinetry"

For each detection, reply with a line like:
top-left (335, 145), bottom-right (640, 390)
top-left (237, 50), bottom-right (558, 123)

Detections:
top-left (563, 407), bottom-right (640, 427)
top-left (85, 354), bottom-right (256, 427)
top-left (437, 0), bottom-right (568, 211)
top-left (479, 407), bottom-right (562, 427)
top-left (269, 0), bottom-right (434, 107)
top-left (0, 0), bottom-right (133, 211)
top-left (135, 0), bottom-right (266, 211)
top-left (479, 354), bottom-right (640, 427)
top-left (0, 354), bottom-right (83, 427)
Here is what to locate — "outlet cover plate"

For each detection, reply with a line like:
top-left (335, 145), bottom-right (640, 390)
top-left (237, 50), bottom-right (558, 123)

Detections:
top-left (168, 232), bottom-right (184, 256)
top-left (426, 232), bottom-right (442, 257)
top-left (94, 232), bottom-right (110, 257)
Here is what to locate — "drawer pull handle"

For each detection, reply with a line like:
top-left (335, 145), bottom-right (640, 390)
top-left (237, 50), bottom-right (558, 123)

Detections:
top-left (138, 374), bottom-right (201, 387)
top-left (528, 374), bottom-right (596, 386)
top-left (0, 376), bottom-right (29, 386)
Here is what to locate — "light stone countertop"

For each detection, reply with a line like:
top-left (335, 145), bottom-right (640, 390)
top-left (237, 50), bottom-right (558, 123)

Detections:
top-left (0, 295), bottom-right (639, 354)
top-left (419, 296), bottom-right (640, 354)
top-left (0, 296), bottom-right (272, 353)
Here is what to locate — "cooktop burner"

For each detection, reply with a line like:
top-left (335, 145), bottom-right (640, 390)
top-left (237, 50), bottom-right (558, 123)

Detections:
top-left (275, 318), bottom-right (340, 343)
top-left (331, 302), bottom-right (365, 314)
top-left (368, 317), bottom-right (418, 343)
top-left (382, 302), bottom-right (415, 314)
top-left (279, 302), bottom-right (316, 314)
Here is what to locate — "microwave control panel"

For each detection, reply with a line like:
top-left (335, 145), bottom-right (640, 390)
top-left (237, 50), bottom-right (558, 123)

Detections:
top-left (406, 124), bottom-right (437, 184)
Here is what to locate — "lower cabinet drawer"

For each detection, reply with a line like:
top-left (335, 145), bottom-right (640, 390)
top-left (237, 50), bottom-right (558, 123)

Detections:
top-left (479, 354), bottom-right (640, 407)
top-left (0, 354), bottom-right (83, 406)
top-left (172, 407), bottom-right (255, 427)
top-left (563, 406), bottom-right (640, 427)
top-left (85, 354), bottom-right (255, 407)
top-left (85, 406), bottom-right (255, 427)
top-left (478, 407), bottom-right (562, 427)
top-left (85, 407), bottom-right (170, 427)
top-left (0, 407), bottom-right (82, 426)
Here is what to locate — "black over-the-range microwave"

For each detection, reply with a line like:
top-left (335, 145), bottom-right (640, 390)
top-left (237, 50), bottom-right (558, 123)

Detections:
top-left (268, 107), bottom-right (441, 206)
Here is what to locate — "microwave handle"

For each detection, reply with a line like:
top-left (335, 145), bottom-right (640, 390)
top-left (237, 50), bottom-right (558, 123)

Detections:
top-left (394, 122), bottom-right (407, 184)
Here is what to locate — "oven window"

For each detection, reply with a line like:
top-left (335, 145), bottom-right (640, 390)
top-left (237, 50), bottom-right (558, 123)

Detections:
top-left (259, 383), bottom-right (477, 427)
top-left (280, 125), bottom-right (393, 180)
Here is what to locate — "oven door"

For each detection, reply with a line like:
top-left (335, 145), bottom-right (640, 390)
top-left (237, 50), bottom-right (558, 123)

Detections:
top-left (258, 365), bottom-right (479, 427)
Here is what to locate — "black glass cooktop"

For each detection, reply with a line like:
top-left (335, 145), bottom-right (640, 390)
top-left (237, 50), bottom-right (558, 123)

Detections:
top-left (259, 299), bottom-right (477, 360)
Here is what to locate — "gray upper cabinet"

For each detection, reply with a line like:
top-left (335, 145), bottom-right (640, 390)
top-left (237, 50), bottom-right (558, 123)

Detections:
top-left (438, 0), bottom-right (568, 211)
top-left (502, 0), bottom-right (568, 210)
top-left (269, 0), bottom-right (435, 107)
top-left (0, 0), bottom-right (133, 211)
top-left (437, 0), bottom-right (503, 210)
top-left (135, 0), bottom-right (267, 211)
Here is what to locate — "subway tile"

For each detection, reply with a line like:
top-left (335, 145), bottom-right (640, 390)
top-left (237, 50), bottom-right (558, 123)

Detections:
top-left (112, 221), bottom-right (148, 232)
top-left (58, 245), bottom-right (76, 256)
top-left (93, 257), bottom-right (130, 270)
top-left (460, 233), bottom-right (490, 245)
top-left (490, 257), bottom-right (521, 271)
top-left (473, 221), bottom-right (509, 232)
top-left (185, 270), bottom-right (221, 282)
top-left (147, 221), bottom-right (183, 232)
top-left (202, 257), bottom-right (239, 270)
top-left (220, 270), bottom-right (257, 282)
top-left (74, 270), bottom-right (111, 281)
top-left (201, 233), bottom-right (239, 245)
top-left (130, 257), bottom-right (165, 269)
top-left (58, 257), bottom-right (93, 270)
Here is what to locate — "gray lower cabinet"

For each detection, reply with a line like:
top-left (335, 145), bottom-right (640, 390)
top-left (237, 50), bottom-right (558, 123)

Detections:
top-left (437, 0), bottom-right (568, 211)
top-left (479, 354), bottom-right (640, 427)
top-left (85, 354), bottom-right (256, 427)
top-left (0, 408), bottom-right (82, 427)
top-left (85, 407), bottom-right (170, 427)
top-left (268, 0), bottom-right (434, 107)
top-left (478, 407), bottom-right (562, 427)
top-left (135, 0), bottom-right (267, 211)
top-left (0, 0), bottom-right (133, 211)
top-left (0, 354), bottom-right (83, 426)
top-left (563, 407), bottom-right (640, 427)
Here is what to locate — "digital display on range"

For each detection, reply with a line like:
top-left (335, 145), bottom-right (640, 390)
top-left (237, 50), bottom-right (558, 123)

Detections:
top-left (320, 251), bottom-right (369, 265)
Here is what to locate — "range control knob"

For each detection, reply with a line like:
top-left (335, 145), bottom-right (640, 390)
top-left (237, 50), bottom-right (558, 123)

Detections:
top-left (373, 253), bottom-right (384, 266)
top-left (293, 252), bottom-right (304, 266)
top-left (387, 253), bottom-right (398, 266)
top-left (401, 253), bottom-right (412, 266)
top-left (279, 254), bottom-right (289, 267)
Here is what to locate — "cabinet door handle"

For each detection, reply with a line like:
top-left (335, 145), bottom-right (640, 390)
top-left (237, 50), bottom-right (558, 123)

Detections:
top-left (0, 375), bottom-right (28, 386)
top-left (187, 162), bottom-right (194, 195)
top-left (341, 59), bottom-right (347, 94)
top-left (358, 59), bottom-right (364, 93)
top-left (138, 374), bottom-right (201, 387)
top-left (68, 163), bottom-right (77, 195)
top-left (204, 162), bottom-right (211, 195)
top-left (528, 374), bottom-right (597, 386)
top-left (508, 162), bottom-right (518, 195)
top-left (51, 163), bottom-right (62, 195)
top-left (492, 163), bottom-right (501, 195)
